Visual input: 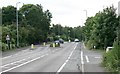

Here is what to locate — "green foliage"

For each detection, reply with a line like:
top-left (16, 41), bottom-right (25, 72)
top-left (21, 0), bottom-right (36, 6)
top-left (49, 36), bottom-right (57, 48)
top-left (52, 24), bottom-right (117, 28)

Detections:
top-left (49, 24), bottom-right (84, 41)
top-left (2, 6), bottom-right (16, 25)
top-left (102, 40), bottom-right (120, 72)
top-left (2, 4), bottom-right (52, 51)
top-left (84, 6), bottom-right (118, 49)
top-left (83, 6), bottom-right (120, 72)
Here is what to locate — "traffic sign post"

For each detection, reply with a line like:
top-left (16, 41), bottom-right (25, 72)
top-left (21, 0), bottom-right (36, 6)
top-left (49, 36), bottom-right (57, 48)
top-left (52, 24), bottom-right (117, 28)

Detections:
top-left (6, 35), bottom-right (10, 50)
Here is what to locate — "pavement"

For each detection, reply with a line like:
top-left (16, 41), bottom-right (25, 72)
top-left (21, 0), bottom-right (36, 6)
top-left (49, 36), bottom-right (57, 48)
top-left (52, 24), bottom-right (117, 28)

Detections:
top-left (1, 42), bottom-right (107, 74)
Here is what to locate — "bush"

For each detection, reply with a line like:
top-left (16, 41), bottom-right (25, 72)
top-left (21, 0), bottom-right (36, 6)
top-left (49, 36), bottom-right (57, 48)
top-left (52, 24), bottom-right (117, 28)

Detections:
top-left (2, 42), bottom-right (16, 51)
top-left (2, 42), bottom-right (8, 51)
top-left (102, 40), bottom-right (120, 72)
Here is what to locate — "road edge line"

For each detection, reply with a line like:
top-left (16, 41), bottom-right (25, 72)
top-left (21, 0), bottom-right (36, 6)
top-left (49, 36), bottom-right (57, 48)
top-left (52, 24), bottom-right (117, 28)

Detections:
top-left (85, 55), bottom-right (89, 63)
top-left (81, 51), bottom-right (84, 72)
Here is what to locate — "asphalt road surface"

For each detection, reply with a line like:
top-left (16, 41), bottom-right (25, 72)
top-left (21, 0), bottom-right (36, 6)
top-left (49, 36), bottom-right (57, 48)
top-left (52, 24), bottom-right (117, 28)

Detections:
top-left (1, 42), bottom-right (106, 73)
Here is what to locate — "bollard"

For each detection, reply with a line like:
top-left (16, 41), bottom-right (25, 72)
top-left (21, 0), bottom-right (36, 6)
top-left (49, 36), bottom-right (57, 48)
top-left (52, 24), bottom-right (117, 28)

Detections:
top-left (69, 40), bottom-right (71, 42)
top-left (31, 44), bottom-right (34, 49)
top-left (43, 42), bottom-right (46, 46)
top-left (53, 43), bottom-right (55, 47)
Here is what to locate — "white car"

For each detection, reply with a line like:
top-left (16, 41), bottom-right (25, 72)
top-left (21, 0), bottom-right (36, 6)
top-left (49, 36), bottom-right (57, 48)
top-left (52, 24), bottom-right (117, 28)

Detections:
top-left (106, 47), bottom-right (113, 53)
top-left (74, 39), bottom-right (79, 42)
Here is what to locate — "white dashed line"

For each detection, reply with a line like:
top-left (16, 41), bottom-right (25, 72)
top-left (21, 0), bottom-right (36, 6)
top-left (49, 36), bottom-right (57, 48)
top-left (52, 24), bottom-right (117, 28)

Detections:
top-left (94, 57), bottom-right (101, 59)
top-left (81, 51), bottom-right (84, 72)
top-left (85, 55), bottom-right (90, 63)
top-left (57, 44), bottom-right (77, 72)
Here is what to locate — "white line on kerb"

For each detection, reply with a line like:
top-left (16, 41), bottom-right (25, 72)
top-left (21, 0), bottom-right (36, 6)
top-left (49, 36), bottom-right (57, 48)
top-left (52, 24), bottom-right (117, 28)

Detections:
top-left (81, 51), bottom-right (84, 72)
top-left (2, 55), bottom-right (12, 59)
top-left (85, 55), bottom-right (89, 63)
top-left (1, 54), bottom-right (48, 73)
top-left (57, 44), bottom-right (77, 73)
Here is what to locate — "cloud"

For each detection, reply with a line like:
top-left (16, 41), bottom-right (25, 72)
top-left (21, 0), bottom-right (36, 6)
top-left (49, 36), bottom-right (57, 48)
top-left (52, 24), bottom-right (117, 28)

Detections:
top-left (0, 0), bottom-right (119, 27)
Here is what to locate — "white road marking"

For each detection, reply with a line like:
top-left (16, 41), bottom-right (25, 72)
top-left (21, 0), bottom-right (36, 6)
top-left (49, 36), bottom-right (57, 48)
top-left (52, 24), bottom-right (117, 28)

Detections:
top-left (2, 66), bottom-right (10, 69)
top-left (94, 57), bottom-right (101, 59)
top-left (1, 54), bottom-right (48, 73)
top-left (57, 44), bottom-right (77, 72)
top-left (2, 56), bottom-right (12, 59)
top-left (85, 55), bottom-right (90, 63)
top-left (2, 59), bottom-right (26, 68)
top-left (81, 51), bottom-right (84, 72)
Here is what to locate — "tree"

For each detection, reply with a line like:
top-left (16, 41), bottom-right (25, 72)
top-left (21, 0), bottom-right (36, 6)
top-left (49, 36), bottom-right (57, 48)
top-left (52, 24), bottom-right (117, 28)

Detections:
top-left (84, 6), bottom-right (118, 49)
top-left (2, 6), bottom-right (16, 25)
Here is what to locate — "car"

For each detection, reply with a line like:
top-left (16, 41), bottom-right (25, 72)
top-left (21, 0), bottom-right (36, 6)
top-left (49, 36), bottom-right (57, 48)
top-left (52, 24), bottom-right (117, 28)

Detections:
top-left (106, 47), bottom-right (113, 53)
top-left (74, 39), bottom-right (79, 42)
top-left (54, 40), bottom-right (60, 43)
top-left (59, 39), bottom-right (64, 44)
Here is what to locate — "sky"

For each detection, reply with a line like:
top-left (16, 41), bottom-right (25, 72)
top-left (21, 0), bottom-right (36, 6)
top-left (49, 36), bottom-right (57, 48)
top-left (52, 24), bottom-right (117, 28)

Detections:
top-left (0, 0), bottom-right (120, 27)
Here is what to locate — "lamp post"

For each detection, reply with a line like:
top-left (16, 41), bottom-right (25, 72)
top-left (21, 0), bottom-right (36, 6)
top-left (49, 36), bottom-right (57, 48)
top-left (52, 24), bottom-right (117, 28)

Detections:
top-left (16, 2), bottom-right (20, 47)
top-left (83, 10), bottom-right (88, 42)
top-left (84, 10), bottom-right (88, 18)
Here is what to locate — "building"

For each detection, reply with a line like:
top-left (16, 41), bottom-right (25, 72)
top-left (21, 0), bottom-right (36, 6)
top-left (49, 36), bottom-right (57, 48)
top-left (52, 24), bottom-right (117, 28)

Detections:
top-left (118, 1), bottom-right (120, 16)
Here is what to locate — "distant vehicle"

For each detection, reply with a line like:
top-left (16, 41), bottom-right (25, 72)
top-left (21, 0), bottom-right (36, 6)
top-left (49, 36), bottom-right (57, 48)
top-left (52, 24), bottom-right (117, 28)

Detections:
top-left (106, 47), bottom-right (113, 53)
top-left (54, 40), bottom-right (60, 43)
top-left (74, 39), bottom-right (79, 42)
top-left (54, 39), bottom-right (64, 44)
top-left (59, 39), bottom-right (64, 44)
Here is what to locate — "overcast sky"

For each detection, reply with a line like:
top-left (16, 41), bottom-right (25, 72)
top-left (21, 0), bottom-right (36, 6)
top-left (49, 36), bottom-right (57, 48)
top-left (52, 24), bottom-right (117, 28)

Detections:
top-left (1, 0), bottom-right (120, 27)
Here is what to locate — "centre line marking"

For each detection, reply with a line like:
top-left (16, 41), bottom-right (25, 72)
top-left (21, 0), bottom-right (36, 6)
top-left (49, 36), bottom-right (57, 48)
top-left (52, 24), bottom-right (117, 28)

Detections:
top-left (85, 55), bottom-right (90, 63)
top-left (57, 44), bottom-right (77, 73)
top-left (81, 51), bottom-right (84, 72)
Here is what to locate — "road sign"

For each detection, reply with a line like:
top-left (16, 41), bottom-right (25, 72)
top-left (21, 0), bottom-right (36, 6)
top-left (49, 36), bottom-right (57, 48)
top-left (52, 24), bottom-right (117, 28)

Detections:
top-left (6, 35), bottom-right (10, 40)
top-left (6, 35), bottom-right (10, 49)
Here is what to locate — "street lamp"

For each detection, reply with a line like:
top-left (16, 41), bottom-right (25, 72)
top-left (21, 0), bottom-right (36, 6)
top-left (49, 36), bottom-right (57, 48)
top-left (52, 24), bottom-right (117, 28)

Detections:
top-left (16, 2), bottom-right (21, 47)
top-left (83, 10), bottom-right (88, 18)
top-left (83, 10), bottom-right (88, 42)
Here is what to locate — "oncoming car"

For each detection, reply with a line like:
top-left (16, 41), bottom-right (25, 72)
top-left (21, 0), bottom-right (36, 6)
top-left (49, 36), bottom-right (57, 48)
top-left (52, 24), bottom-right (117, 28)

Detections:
top-left (74, 39), bottom-right (79, 42)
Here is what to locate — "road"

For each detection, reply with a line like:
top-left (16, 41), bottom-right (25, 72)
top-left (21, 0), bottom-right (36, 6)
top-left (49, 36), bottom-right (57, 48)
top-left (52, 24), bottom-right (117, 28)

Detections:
top-left (1, 42), bottom-right (106, 74)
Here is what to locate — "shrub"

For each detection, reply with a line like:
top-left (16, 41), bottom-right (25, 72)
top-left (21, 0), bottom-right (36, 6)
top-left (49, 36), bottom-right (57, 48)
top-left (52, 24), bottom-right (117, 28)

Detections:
top-left (102, 40), bottom-right (120, 72)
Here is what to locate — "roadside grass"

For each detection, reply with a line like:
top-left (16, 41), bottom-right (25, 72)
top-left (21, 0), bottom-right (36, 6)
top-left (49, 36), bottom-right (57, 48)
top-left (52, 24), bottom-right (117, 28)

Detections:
top-left (102, 41), bottom-right (120, 72)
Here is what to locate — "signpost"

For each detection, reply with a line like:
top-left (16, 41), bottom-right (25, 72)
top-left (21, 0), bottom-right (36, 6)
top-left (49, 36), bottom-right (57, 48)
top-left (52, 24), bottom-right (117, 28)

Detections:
top-left (6, 35), bottom-right (10, 49)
